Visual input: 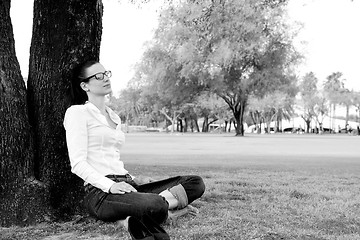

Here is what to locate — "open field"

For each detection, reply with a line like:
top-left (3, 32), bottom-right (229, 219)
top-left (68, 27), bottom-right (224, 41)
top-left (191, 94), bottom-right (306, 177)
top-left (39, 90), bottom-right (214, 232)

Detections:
top-left (1, 133), bottom-right (360, 240)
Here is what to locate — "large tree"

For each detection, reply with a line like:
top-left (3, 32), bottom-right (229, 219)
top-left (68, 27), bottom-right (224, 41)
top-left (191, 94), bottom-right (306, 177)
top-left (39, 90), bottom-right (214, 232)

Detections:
top-left (298, 72), bottom-right (318, 133)
top-left (339, 88), bottom-right (352, 125)
top-left (313, 93), bottom-right (328, 132)
top-left (323, 72), bottom-right (345, 129)
top-left (0, 0), bottom-right (38, 226)
top-left (1, 0), bottom-right (103, 226)
top-left (134, 45), bottom-right (205, 132)
top-left (138, 0), bottom-right (299, 136)
top-left (352, 91), bottom-right (360, 125)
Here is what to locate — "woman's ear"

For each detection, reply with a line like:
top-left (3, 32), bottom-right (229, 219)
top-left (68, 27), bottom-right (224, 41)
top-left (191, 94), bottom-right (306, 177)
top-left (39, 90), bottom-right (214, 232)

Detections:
top-left (80, 82), bottom-right (89, 92)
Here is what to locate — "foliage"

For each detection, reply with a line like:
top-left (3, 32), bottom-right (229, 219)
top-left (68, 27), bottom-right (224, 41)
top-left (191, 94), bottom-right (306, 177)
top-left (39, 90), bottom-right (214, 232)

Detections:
top-left (109, 88), bottom-right (142, 124)
top-left (323, 72), bottom-right (355, 125)
top-left (352, 91), bottom-right (360, 122)
top-left (193, 92), bottom-right (232, 132)
top-left (323, 72), bottom-right (346, 105)
top-left (298, 72), bottom-right (318, 132)
top-left (133, 0), bottom-right (300, 135)
top-left (131, 30), bottom-right (207, 132)
top-left (313, 93), bottom-right (329, 127)
top-left (248, 90), bottom-right (294, 133)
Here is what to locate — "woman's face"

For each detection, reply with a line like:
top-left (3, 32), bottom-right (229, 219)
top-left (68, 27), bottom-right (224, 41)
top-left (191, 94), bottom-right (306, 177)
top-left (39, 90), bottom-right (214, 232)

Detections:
top-left (82, 63), bottom-right (112, 96)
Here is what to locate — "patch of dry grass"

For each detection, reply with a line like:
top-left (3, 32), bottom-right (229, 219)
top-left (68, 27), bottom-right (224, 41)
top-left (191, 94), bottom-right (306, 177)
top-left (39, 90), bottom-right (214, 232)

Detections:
top-left (1, 133), bottom-right (360, 239)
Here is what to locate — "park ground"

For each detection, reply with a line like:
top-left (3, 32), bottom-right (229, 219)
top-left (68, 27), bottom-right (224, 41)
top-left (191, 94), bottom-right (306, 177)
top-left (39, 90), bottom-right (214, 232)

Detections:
top-left (1, 133), bottom-right (360, 240)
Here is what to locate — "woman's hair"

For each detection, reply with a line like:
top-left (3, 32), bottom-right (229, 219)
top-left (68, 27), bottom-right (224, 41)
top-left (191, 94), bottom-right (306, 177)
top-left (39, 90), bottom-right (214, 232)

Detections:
top-left (71, 60), bottom-right (99, 104)
top-left (77, 60), bottom-right (99, 81)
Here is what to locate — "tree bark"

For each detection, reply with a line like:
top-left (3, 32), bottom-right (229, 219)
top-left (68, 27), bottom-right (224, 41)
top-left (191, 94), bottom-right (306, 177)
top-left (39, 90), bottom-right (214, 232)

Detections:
top-left (202, 115), bottom-right (209, 132)
top-left (345, 105), bottom-right (349, 125)
top-left (303, 119), bottom-right (311, 133)
top-left (0, 0), bottom-right (48, 226)
top-left (26, 0), bottom-right (103, 222)
top-left (233, 107), bottom-right (245, 136)
top-left (193, 117), bottom-right (200, 132)
top-left (224, 97), bottom-right (246, 136)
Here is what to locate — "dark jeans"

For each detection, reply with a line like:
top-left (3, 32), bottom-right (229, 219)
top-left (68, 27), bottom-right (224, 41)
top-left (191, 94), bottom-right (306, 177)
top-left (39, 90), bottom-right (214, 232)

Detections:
top-left (84, 175), bottom-right (205, 223)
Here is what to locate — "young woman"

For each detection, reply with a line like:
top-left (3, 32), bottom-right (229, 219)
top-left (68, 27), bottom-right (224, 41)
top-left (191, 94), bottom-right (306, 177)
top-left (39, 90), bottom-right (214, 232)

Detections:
top-left (63, 61), bottom-right (205, 239)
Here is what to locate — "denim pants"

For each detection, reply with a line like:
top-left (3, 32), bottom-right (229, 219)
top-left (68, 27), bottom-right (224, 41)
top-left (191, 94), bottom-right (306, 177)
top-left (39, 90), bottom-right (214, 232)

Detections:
top-left (83, 175), bottom-right (205, 224)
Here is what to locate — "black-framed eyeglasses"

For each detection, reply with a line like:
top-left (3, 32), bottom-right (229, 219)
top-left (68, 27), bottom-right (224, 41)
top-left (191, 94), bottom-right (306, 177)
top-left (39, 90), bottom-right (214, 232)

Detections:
top-left (81, 71), bottom-right (112, 81)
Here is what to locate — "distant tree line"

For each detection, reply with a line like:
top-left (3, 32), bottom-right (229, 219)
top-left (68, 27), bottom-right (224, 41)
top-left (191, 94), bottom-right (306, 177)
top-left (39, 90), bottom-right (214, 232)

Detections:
top-left (297, 71), bottom-right (360, 133)
top-left (112, 69), bottom-right (360, 134)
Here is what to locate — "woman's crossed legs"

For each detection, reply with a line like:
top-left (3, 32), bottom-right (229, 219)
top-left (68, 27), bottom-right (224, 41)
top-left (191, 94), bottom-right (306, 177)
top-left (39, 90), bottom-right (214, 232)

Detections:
top-left (84, 175), bottom-right (205, 224)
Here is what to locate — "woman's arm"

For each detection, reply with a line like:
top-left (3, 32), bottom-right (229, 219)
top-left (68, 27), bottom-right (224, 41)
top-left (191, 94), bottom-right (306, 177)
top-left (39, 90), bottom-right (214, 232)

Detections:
top-left (64, 106), bottom-right (115, 192)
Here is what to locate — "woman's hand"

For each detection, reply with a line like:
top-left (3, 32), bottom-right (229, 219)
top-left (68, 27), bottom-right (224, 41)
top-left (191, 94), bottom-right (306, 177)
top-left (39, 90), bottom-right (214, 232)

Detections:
top-left (109, 182), bottom-right (137, 194)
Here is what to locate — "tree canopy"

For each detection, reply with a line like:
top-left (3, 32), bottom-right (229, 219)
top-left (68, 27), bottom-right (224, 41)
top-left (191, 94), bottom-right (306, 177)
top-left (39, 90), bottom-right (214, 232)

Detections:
top-left (133, 0), bottom-right (300, 135)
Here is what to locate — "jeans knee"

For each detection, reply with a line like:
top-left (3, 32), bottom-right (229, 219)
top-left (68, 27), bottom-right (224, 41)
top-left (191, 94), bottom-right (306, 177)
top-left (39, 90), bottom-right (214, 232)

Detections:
top-left (145, 194), bottom-right (169, 223)
top-left (193, 176), bottom-right (205, 198)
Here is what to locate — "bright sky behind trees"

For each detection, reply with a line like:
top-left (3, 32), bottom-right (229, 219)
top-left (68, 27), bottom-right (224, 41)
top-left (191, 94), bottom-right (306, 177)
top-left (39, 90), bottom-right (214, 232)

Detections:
top-left (10, 0), bottom-right (360, 95)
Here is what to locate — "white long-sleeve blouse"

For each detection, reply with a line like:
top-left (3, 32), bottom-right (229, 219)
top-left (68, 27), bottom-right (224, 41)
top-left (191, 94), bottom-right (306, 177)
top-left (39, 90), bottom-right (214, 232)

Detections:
top-left (63, 102), bottom-right (128, 193)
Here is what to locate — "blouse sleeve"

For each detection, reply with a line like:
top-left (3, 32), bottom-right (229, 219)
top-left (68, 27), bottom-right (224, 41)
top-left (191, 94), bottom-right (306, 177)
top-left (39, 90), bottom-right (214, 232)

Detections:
top-left (63, 106), bottom-right (115, 193)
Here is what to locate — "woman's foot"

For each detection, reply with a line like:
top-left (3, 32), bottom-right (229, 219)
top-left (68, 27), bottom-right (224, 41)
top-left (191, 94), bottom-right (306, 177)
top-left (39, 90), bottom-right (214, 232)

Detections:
top-left (116, 216), bottom-right (130, 230)
top-left (128, 216), bottom-right (155, 240)
top-left (167, 205), bottom-right (199, 223)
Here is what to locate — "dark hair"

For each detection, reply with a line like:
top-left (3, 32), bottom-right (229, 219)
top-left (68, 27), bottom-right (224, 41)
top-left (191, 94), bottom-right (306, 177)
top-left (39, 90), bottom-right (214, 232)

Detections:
top-left (77, 60), bottom-right (99, 81)
top-left (71, 60), bottom-right (99, 104)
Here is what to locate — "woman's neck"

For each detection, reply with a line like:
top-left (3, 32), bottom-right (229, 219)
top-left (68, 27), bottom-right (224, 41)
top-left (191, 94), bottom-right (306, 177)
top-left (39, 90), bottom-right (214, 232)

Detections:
top-left (88, 96), bottom-right (106, 115)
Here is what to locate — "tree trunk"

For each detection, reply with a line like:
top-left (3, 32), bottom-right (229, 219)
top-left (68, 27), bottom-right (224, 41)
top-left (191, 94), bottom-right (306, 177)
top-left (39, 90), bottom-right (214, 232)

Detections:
top-left (193, 117), bottom-right (200, 132)
top-left (345, 105), bottom-right (349, 125)
top-left (171, 111), bottom-right (177, 132)
top-left (190, 119), bottom-right (194, 132)
top-left (0, 0), bottom-right (49, 226)
top-left (232, 100), bottom-right (246, 136)
top-left (266, 121), bottom-right (271, 134)
top-left (202, 115), bottom-right (209, 132)
top-left (159, 108), bottom-right (177, 132)
top-left (26, 0), bottom-right (103, 222)
top-left (278, 119), bottom-right (282, 132)
top-left (220, 93), bottom-right (247, 136)
top-left (305, 120), bottom-right (311, 133)
top-left (332, 104), bottom-right (336, 131)
top-left (234, 112), bottom-right (244, 135)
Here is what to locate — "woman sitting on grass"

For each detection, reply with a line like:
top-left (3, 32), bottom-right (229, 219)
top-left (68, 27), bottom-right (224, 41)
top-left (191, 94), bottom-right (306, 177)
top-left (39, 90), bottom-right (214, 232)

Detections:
top-left (63, 60), bottom-right (205, 240)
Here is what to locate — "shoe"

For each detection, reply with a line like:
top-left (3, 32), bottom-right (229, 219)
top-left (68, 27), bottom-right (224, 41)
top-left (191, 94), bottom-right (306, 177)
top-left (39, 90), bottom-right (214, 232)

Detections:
top-left (142, 215), bottom-right (170, 240)
top-left (128, 216), bottom-right (155, 240)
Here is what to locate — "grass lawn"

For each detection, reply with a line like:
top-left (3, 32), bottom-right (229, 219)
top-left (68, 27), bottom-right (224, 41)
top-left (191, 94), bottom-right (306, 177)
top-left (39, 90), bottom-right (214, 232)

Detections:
top-left (1, 133), bottom-right (360, 240)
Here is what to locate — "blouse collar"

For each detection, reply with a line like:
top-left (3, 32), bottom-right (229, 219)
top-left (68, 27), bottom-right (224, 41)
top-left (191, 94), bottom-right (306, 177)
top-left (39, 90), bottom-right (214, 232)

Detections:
top-left (85, 101), bottom-right (121, 126)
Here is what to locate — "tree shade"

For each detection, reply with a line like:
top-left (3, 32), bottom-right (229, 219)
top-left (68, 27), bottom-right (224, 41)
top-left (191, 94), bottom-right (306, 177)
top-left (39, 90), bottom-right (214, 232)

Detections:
top-left (1, 0), bottom-right (103, 226)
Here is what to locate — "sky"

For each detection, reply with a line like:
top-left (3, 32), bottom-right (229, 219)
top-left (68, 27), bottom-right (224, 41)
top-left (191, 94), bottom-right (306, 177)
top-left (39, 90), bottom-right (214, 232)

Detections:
top-left (287, 0), bottom-right (360, 91)
top-left (10, 0), bottom-right (360, 95)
